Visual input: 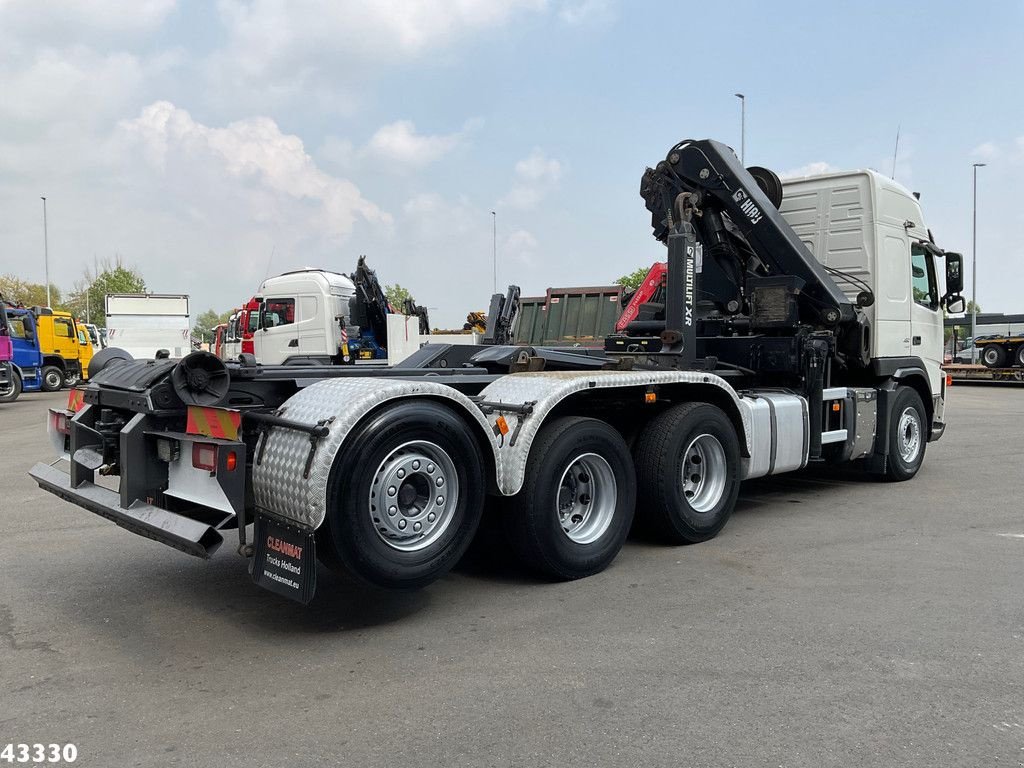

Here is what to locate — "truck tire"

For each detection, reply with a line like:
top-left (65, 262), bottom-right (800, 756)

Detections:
top-left (1016, 345), bottom-right (1024, 368)
top-left (883, 387), bottom-right (927, 482)
top-left (63, 371), bottom-right (80, 388)
top-left (634, 402), bottom-right (741, 544)
top-left (503, 417), bottom-right (636, 580)
top-left (319, 400), bottom-right (485, 590)
top-left (981, 345), bottom-right (1006, 368)
top-left (0, 370), bottom-right (22, 403)
top-left (41, 366), bottom-right (63, 392)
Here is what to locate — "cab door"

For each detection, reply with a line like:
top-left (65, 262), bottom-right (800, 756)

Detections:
top-left (258, 297), bottom-right (298, 364)
top-left (909, 243), bottom-right (943, 394)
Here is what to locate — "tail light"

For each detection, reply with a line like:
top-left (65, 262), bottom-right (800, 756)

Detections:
top-left (192, 442), bottom-right (218, 472)
top-left (51, 411), bottom-right (69, 435)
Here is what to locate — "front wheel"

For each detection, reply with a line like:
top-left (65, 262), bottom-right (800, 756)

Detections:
top-left (41, 366), bottom-right (63, 392)
top-left (883, 387), bottom-right (927, 481)
top-left (318, 400), bottom-right (485, 590)
top-left (0, 370), bottom-right (22, 403)
top-left (503, 417), bottom-right (636, 580)
top-left (634, 402), bottom-right (741, 544)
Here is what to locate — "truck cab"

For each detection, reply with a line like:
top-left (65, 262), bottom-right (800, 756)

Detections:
top-left (253, 269), bottom-right (356, 365)
top-left (779, 170), bottom-right (953, 420)
top-left (0, 302), bottom-right (11, 398)
top-left (0, 308), bottom-right (46, 401)
top-left (30, 308), bottom-right (92, 389)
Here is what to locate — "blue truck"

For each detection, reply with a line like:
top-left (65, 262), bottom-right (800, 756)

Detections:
top-left (0, 306), bottom-right (46, 403)
top-left (0, 302), bottom-right (11, 399)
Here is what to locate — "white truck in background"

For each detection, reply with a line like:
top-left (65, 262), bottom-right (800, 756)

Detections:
top-left (104, 294), bottom-right (191, 360)
top-left (252, 267), bottom-right (480, 367)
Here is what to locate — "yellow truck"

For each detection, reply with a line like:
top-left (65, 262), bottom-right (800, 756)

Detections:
top-left (33, 307), bottom-right (93, 390)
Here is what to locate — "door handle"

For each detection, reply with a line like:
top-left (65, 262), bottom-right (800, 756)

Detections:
top-left (912, 336), bottom-right (921, 346)
top-left (288, 339), bottom-right (298, 347)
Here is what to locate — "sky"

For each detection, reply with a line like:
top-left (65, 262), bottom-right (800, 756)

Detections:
top-left (0, 0), bottom-right (1022, 327)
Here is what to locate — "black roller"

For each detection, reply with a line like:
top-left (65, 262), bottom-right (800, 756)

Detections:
top-left (747, 166), bottom-right (784, 209)
top-left (88, 347), bottom-right (133, 379)
top-left (171, 351), bottom-right (230, 406)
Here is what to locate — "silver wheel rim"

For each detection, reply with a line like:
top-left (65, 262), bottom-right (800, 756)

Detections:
top-left (556, 453), bottom-right (617, 545)
top-left (45, 370), bottom-right (61, 389)
top-left (983, 348), bottom-right (998, 365)
top-left (368, 440), bottom-right (459, 552)
top-left (896, 406), bottom-right (922, 464)
top-left (681, 434), bottom-right (728, 513)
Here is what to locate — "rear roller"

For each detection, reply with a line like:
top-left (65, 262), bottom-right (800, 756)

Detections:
top-left (503, 417), bottom-right (636, 580)
top-left (634, 402), bottom-right (741, 544)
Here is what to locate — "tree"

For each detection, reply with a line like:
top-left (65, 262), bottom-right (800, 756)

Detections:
top-left (192, 309), bottom-right (234, 341)
top-left (0, 274), bottom-right (63, 309)
top-left (385, 283), bottom-right (412, 310)
top-left (614, 266), bottom-right (653, 291)
top-left (65, 257), bottom-right (146, 327)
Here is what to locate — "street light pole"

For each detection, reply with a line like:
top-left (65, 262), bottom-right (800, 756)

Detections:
top-left (491, 210), bottom-right (497, 294)
top-left (41, 196), bottom-right (50, 307)
top-left (734, 93), bottom-right (745, 164)
top-left (971, 163), bottom-right (986, 347)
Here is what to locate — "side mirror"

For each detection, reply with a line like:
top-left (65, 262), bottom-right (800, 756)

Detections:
top-left (945, 252), bottom-right (964, 295)
top-left (946, 295), bottom-right (966, 314)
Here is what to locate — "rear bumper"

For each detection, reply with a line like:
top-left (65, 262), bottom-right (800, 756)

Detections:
top-left (30, 461), bottom-right (224, 558)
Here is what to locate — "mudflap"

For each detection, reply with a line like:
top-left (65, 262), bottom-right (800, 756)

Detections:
top-left (250, 514), bottom-right (317, 604)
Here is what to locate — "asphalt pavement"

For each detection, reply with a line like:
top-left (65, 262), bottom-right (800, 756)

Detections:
top-left (1, 386), bottom-right (1022, 767)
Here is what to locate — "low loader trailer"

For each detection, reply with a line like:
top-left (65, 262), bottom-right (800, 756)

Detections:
top-left (31, 138), bottom-right (964, 604)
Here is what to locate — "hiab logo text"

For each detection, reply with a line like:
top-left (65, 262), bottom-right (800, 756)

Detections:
top-left (732, 187), bottom-right (763, 225)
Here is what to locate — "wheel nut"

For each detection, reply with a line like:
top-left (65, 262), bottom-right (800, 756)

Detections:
top-left (398, 519), bottom-right (407, 530)
top-left (388, 506), bottom-right (397, 516)
top-left (397, 469), bottom-right (406, 478)
top-left (436, 496), bottom-right (444, 505)
top-left (427, 463), bottom-right (435, 473)
top-left (436, 477), bottom-right (444, 487)
top-left (388, 486), bottom-right (397, 496)
top-left (427, 513), bottom-right (436, 522)
top-left (413, 522), bottom-right (422, 532)
top-left (412, 460), bottom-right (421, 470)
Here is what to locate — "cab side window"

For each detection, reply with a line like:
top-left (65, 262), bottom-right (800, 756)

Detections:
top-left (911, 244), bottom-right (938, 310)
top-left (264, 298), bottom-right (295, 328)
top-left (55, 318), bottom-right (74, 337)
top-left (9, 318), bottom-right (26, 339)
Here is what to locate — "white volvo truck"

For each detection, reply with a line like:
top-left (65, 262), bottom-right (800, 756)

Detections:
top-left (32, 138), bottom-right (964, 605)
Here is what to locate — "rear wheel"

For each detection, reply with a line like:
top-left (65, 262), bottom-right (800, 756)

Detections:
top-left (1016, 345), bottom-right (1024, 368)
top-left (981, 345), bottom-right (1006, 368)
top-left (883, 387), bottom-right (927, 481)
top-left (41, 366), bottom-right (63, 392)
top-left (0, 370), bottom-right (22, 403)
top-left (634, 402), bottom-right (741, 544)
top-left (503, 417), bottom-right (635, 580)
top-left (63, 371), bottom-right (80, 388)
top-left (319, 401), bottom-right (485, 590)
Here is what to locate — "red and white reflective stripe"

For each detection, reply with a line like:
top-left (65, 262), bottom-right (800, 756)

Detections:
top-left (185, 406), bottom-right (242, 440)
top-left (66, 389), bottom-right (85, 412)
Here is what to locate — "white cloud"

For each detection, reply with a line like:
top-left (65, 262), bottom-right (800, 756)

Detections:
top-left (365, 119), bottom-right (478, 168)
top-left (558, 0), bottom-right (615, 25)
top-left (209, 0), bottom-right (547, 107)
top-left (779, 161), bottom-right (838, 179)
top-left (119, 101), bottom-right (389, 240)
top-left (0, 0), bottom-right (177, 39)
top-left (971, 141), bottom-right (999, 160)
top-left (501, 149), bottom-right (563, 209)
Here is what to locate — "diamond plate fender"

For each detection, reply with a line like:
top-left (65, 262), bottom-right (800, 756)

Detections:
top-left (254, 370), bottom-right (751, 531)
top-left (252, 377), bottom-right (498, 530)
top-left (476, 370), bottom-right (751, 495)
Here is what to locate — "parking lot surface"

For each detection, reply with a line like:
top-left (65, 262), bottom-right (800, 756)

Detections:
top-left (1, 387), bottom-right (1022, 767)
